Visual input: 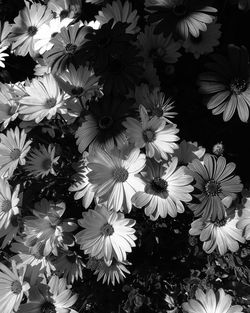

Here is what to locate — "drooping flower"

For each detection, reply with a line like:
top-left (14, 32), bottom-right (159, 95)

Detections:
top-left (132, 157), bottom-right (193, 220)
top-left (25, 144), bottom-right (59, 178)
top-left (0, 127), bottom-right (32, 178)
top-left (123, 105), bottom-right (179, 162)
top-left (87, 146), bottom-right (146, 212)
top-left (182, 288), bottom-right (243, 313)
top-left (19, 74), bottom-right (67, 123)
top-left (188, 154), bottom-right (243, 221)
top-left (75, 205), bottom-right (137, 264)
top-left (199, 44), bottom-right (250, 122)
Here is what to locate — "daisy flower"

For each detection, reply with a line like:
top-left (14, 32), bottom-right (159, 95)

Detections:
top-left (75, 205), bottom-right (137, 264)
top-left (183, 22), bottom-right (222, 59)
top-left (0, 82), bottom-right (19, 130)
top-left (47, 0), bottom-right (82, 19)
top-left (75, 96), bottom-right (132, 153)
top-left (172, 140), bottom-right (206, 166)
top-left (19, 74), bottom-right (67, 123)
top-left (123, 105), bottom-right (179, 162)
top-left (237, 192), bottom-right (250, 240)
top-left (0, 127), bottom-right (32, 178)
top-left (25, 144), bottom-right (59, 178)
top-left (18, 275), bottom-right (78, 313)
top-left (10, 0), bottom-right (53, 57)
top-left (132, 157), bottom-right (193, 220)
top-left (137, 25), bottom-right (182, 64)
top-left (44, 22), bottom-right (90, 74)
top-left (199, 44), bottom-right (250, 122)
top-left (0, 261), bottom-right (30, 313)
top-left (189, 198), bottom-right (245, 255)
top-left (87, 146), bottom-right (146, 213)
top-left (23, 198), bottom-right (77, 256)
top-left (147, 0), bottom-right (217, 40)
top-left (182, 288), bottom-right (243, 313)
top-left (188, 154), bottom-right (243, 221)
top-left (95, 0), bottom-right (140, 34)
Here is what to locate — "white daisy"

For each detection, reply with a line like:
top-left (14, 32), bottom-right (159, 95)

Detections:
top-left (87, 145), bottom-right (146, 212)
top-left (123, 105), bottom-right (179, 162)
top-left (75, 204), bottom-right (137, 264)
top-left (25, 144), bottom-right (59, 178)
top-left (19, 74), bottom-right (67, 123)
top-left (0, 127), bottom-right (32, 178)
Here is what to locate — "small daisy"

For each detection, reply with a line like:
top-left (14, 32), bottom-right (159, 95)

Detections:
top-left (25, 144), bottom-right (59, 178)
top-left (95, 0), bottom-right (140, 34)
top-left (190, 197), bottom-right (245, 255)
top-left (183, 22), bottom-right (222, 59)
top-left (10, 0), bottom-right (53, 57)
top-left (0, 261), bottom-right (30, 313)
top-left (75, 204), bottom-right (137, 264)
top-left (132, 157), bottom-right (193, 220)
top-left (87, 146), bottom-right (146, 212)
top-left (182, 288), bottom-right (243, 313)
top-left (199, 44), bottom-right (250, 122)
top-left (19, 74), bottom-right (67, 123)
top-left (188, 154), bottom-right (243, 221)
top-left (237, 192), bottom-right (250, 240)
top-left (0, 127), bottom-right (32, 178)
top-left (172, 140), bottom-right (206, 166)
top-left (123, 105), bottom-right (179, 162)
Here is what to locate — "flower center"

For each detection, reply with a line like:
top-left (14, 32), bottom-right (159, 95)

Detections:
top-left (65, 43), bottom-right (77, 55)
top-left (98, 116), bottom-right (113, 129)
top-left (173, 4), bottom-right (187, 16)
top-left (151, 177), bottom-right (168, 193)
top-left (87, 257), bottom-right (99, 271)
top-left (109, 54), bottom-right (123, 73)
top-left (98, 36), bottom-right (112, 48)
top-left (27, 26), bottom-right (38, 36)
top-left (205, 179), bottom-right (221, 196)
top-left (45, 98), bottom-right (57, 108)
top-left (66, 253), bottom-right (77, 263)
top-left (41, 302), bottom-right (56, 313)
top-left (152, 107), bottom-right (163, 118)
top-left (213, 218), bottom-right (227, 227)
top-left (0, 199), bottom-right (12, 212)
top-left (143, 129), bottom-right (156, 142)
top-left (11, 280), bottom-right (22, 295)
top-left (10, 214), bottom-right (21, 227)
top-left (113, 167), bottom-right (128, 182)
top-left (190, 33), bottom-right (203, 44)
top-left (41, 158), bottom-right (52, 170)
top-left (9, 148), bottom-right (21, 160)
top-left (230, 77), bottom-right (247, 94)
top-left (101, 223), bottom-right (114, 236)
top-left (60, 9), bottom-right (69, 19)
top-left (71, 87), bottom-right (84, 96)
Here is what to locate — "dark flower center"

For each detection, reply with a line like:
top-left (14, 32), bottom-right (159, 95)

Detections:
top-left (230, 77), bottom-right (247, 94)
top-left (71, 87), bottom-right (84, 96)
top-left (98, 116), bottom-right (113, 129)
top-left (109, 54), bottom-right (123, 73)
top-left (205, 179), bottom-right (221, 196)
top-left (149, 47), bottom-right (165, 60)
top-left (11, 280), bottom-right (22, 294)
top-left (143, 129), bottom-right (156, 142)
top-left (41, 158), bottom-right (52, 170)
top-left (151, 177), bottom-right (168, 193)
top-left (98, 36), bottom-right (112, 48)
top-left (213, 218), bottom-right (227, 227)
top-left (65, 43), bottom-right (77, 55)
top-left (101, 223), bottom-right (114, 236)
top-left (9, 148), bottom-right (21, 160)
top-left (27, 26), bottom-right (38, 36)
top-left (113, 167), bottom-right (129, 182)
top-left (173, 4), bottom-right (187, 16)
top-left (60, 9), bottom-right (69, 19)
top-left (1, 199), bottom-right (12, 212)
top-left (41, 302), bottom-right (56, 313)
top-left (45, 98), bottom-right (57, 108)
top-left (190, 33), bottom-right (203, 44)
top-left (152, 107), bottom-right (164, 117)
top-left (66, 253), bottom-right (77, 263)
top-left (10, 214), bottom-right (21, 227)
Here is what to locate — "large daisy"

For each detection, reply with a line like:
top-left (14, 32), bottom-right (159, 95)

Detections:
top-left (19, 74), bottom-right (67, 123)
top-left (87, 146), bottom-right (146, 212)
top-left (188, 154), bottom-right (243, 221)
top-left (123, 105), bottom-right (179, 162)
top-left (199, 44), bottom-right (250, 122)
top-left (0, 127), bottom-right (32, 178)
top-left (132, 157), bottom-right (193, 220)
top-left (75, 205), bottom-right (137, 264)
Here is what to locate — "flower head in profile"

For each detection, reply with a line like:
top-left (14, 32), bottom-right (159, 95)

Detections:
top-left (182, 288), bottom-right (243, 313)
top-left (87, 146), bottom-right (146, 213)
top-left (172, 140), bottom-right (206, 166)
top-left (188, 154), bottom-right (243, 221)
top-left (0, 127), bottom-right (31, 178)
top-left (0, 82), bottom-right (19, 129)
top-left (76, 205), bottom-right (137, 264)
top-left (190, 196), bottom-right (245, 255)
top-left (199, 44), bottom-right (250, 122)
top-left (19, 74), bottom-right (66, 123)
top-left (123, 105), bottom-right (179, 162)
top-left (132, 157), bottom-right (193, 220)
top-left (10, 0), bottom-right (52, 57)
top-left (25, 144), bottom-right (59, 178)
top-left (0, 261), bottom-right (30, 313)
